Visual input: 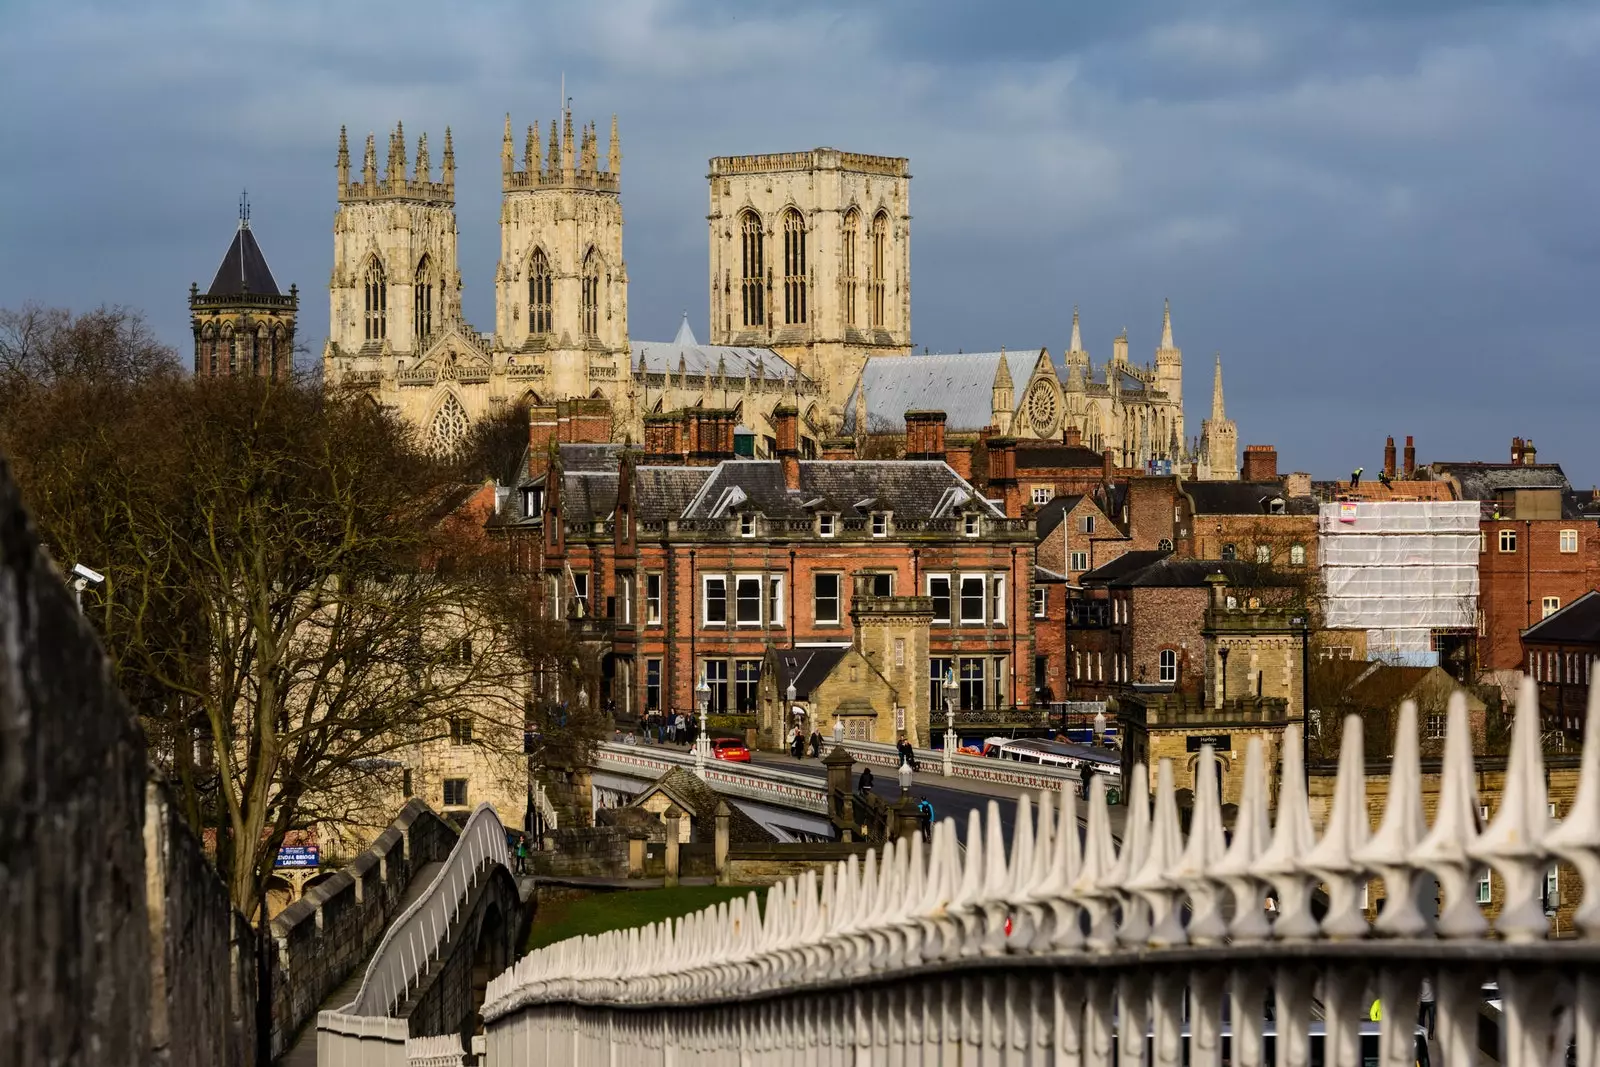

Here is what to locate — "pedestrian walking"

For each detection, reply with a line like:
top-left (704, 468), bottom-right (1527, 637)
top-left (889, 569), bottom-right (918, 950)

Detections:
top-left (809, 728), bottom-right (822, 758)
top-left (515, 834), bottom-right (528, 875)
top-left (917, 798), bottom-right (934, 843)
top-left (790, 726), bottom-right (804, 759)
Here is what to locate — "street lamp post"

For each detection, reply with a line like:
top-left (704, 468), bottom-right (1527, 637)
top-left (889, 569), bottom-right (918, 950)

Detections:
top-left (694, 674), bottom-right (712, 777)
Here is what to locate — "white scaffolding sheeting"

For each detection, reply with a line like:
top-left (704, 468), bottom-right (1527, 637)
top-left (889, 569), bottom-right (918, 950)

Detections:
top-left (1318, 501), bottom-right (1479, 639)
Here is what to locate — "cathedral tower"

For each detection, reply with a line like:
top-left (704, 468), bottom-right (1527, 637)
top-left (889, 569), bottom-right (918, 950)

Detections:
top-left (1198, 354), bottom-right (1239, 480)
top-left (190, 194), bottom-right (297, 380)
top-left (496, 107), bottom-right (628, 400)
top-left (707, 148), bottom-right (911, 424)
top-left (1153, 298), bottom-right (1184, 447)
top-left (324, 123), bottom-right (461, 366)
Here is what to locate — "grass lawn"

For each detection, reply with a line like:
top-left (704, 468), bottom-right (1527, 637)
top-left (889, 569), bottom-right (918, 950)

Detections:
top-left (527, 885), bottom-right (766, 951)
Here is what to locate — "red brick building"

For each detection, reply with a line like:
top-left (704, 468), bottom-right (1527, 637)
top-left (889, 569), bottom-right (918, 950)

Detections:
top-left (1521, 591), bottom-right (1600, 741)
top-left (500, 405), bottom-right (1038, 749)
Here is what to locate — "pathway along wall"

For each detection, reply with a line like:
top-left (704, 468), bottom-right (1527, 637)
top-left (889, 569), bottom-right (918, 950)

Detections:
top-left (0, 455), bottom-right (257, 1066)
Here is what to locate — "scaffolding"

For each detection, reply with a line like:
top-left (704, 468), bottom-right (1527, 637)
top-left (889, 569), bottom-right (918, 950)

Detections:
top-left (1318, 501), bottom-right (1479, 662)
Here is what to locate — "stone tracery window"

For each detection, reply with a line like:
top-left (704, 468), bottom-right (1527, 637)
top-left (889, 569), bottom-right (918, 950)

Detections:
top-left (842, 209), bottom-right (859, 326)
top-left (414, 255), bottom-right (434, 342)
top-left (740, 211), bottom-right (764, 328)
top-left (428, 393), bottom-right (470, 455)
top-left (364, 257), bottom-right (387, 341)
top-left (254, 325), bottom-right (267, 376)
top-left (199, 323), bottom-right (215, 376)
top-left (222, 324), bottom-right (237, 376)
top-left (580, 248), bottom-right (599, 336)
top-left (782, 208), bottom-right (807, 325)
top-left (270, 326), bottom-right (284, 379)
top-left (528, 248), bottom-right (552, 335)
top-left (868, 211), bottom-right (888, 328)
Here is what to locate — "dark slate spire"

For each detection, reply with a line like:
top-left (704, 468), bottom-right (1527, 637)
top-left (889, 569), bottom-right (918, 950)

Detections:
top-left (206, 199), bottom-right (281, 297)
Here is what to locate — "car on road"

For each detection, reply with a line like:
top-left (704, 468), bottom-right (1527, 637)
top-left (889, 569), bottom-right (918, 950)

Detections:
top-left (710, 737), bottom-right (751, 762)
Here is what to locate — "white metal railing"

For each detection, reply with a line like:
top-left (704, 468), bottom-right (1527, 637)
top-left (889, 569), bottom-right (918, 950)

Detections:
top-left (531, 781), bottom-right (559, 832)
top-left (336, 803), bottom-right (510, 1017)
top-left (483, 680), bottom-right (1600, 1065)
top-left (596, 742), bottom-right (831, 813)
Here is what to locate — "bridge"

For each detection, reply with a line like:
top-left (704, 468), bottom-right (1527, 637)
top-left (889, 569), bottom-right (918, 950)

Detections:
top-left (482, 682), bottom-right (1600, 1066)
top-left (312, 804), bottom-right (521, 1065)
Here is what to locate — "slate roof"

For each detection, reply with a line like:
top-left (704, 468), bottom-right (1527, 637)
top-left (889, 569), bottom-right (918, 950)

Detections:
top-left (560, 473), bottom-right (619, 523)
top-left (630, 318), bottom-right (806, 382)
top-left (1015, 445), bottom-right (1107, 470)
top-left (633, 466), bottom-right (713, 521)
top-left (680, 461), bottom-right (1003, 521)
top-left (1522, 590), bottom-right (1600, 646)
top-left (1423, 462), bottom-right (1572, 499)
top-left (843, 350), bottom-right (1042, 433)
top-left (561, 443), bottom-right (626, 472)
top-left (1184, 481), bottom-right (1317, 516)
top-left (770, 647), bottom-right (851, 702)
top-left (1079, 550), bottom-right (1171, 585)
top-left (1034, 494), bottom-right (1085, 540)
top-left (634, 768), bottom-right (776, 844)
top-left (206, 226), bottom-right (281, 297)
top-left (1110, 557), bottom-right (1269, 588)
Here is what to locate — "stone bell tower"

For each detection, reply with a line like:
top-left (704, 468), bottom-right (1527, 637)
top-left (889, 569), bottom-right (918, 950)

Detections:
top-left (190, 192), bottom-right (297, 380)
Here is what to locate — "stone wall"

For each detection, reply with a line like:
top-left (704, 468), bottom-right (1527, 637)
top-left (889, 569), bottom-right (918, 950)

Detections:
top-left (724, 842), bottom-right (873, 885)
top-left (530, 826), bottom-right (629, 879)
top-left (268, 798), bottom-right (458, 1057)
top-left (0, 455), bottom-right (256, 1066)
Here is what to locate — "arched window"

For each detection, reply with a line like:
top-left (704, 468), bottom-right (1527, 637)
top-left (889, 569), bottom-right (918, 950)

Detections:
top-left (428, 393), bottom-right (470, 455)
top-left (580, 248), bottom-right (599, 336)
top-left (414, 256), bottom-right (433, 342)
top-left (1157, 537), bottom-right (1174, 552)
top-left (782, 208), bottom-right (806, 325)
top-left (1290, 543), bottom-right (1306, 566)
top-left (841, 209), bottom-right (859, 327)
top-left (1158, 648), bottom-right (1178, 685)
top-left (364, 257), bottom-right (387, 341)
top-left (222, 324), bottom-right (237, 376)
top-left (270, 326), bottom-right (284, 379)
top-left (868, 211), bottom-right (888, 328)
top-left (254, 325), bottom-right (267, 376)
top-left (528, 248), bottom-right (552, 335)
top-left (739, 211), bottom-right (764, 328)
top-left (1221, 543), bottom-right (1237, 561)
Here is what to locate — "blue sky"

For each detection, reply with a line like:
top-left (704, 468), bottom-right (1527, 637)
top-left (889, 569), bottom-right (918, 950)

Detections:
top-left (3, 0), bottom-right (1598, 481)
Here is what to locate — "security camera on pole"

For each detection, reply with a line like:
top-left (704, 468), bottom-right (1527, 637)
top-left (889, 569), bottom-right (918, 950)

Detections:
top-left (70, 563), bottom-right (104, 613)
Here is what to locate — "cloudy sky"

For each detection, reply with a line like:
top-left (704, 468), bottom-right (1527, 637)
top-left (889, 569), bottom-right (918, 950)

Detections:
top-left (3, 0), bottom-right (1597, 480)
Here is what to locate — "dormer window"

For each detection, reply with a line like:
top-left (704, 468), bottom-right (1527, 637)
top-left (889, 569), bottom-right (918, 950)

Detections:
top-left (964, 513), bottom-right (981, 538)
top-left (818, 514), bottom-right (836, 538)
top-left (524, 487), bottom-right (544, 518)
top-left (871, 512), bottom-right (888, 538)
top-left (739, 513), bottom-right (756, 538)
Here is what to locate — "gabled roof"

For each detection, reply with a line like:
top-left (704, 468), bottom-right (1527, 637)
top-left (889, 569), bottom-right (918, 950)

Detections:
top-left (630, 336), bottom-right (806, 382)
top-left (843, 350), bottom-right (1041, 433)
top-left (770, 647), bottom-right (851, 702)
top-left (1034, 494), bottom-right (1086, 540)
top-left (1522, 590), bottom-right (1600, 646)
top-left (679, 461), bottom-right (1003, 521)
top-left (1422, 462), bottom-right (1572, 499)
top-left (1184, 480), bottom-right (1316, 516)
top-left (1079, 550), bottom-right (1171, 585)
top-left (632, 768), bottom-right (776, 844)
top-left (1015, 444), bottom-right (1107, 471)
top-left (206, 226), bottom-right (281, 297)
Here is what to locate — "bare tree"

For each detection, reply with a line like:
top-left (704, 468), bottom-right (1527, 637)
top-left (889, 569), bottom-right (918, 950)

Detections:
top-left (0, 323), bottom-right (580, 916)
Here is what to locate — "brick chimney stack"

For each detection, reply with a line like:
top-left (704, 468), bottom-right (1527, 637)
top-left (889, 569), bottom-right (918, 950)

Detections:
top-left (1102, 448), bottom-right (1115, 484)
top-left (1403, 435), bottom-right (1416, 478)
top-left (528, 405), bottom-right (559, 478)
top-left (1383, 435), bottom-right (1397, 479)
top-left (643, 413), bottom-right (684, 462)
top-left (1063, 425), bottom-right (1083, 448)
top-left (1242, 445), bottom-right (1278, 483)
top-left (773, 403), bottom-right (800, 490)
top-left (988, 437), bottom-right (1021, 516)
top-left (904, 410), bottom-right (947, 461)
top-left (687, 409), bottom-right (736, 466)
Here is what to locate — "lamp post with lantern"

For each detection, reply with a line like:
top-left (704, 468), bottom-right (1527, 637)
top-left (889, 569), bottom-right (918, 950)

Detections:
top-left (694, 673), bottom-right (712, 776)
top-left (942, 675), bottom-right (959, 777)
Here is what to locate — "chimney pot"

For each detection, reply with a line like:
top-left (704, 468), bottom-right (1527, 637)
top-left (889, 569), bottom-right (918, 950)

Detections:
top-left (1383, 436), bottom-right (1397, 480)
top-left (1403, 435), bottom-right (1416, 478)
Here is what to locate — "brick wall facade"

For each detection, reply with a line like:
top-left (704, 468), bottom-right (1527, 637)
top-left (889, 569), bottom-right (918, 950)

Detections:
top-left (1478, 517), bottom-right (1600, 670)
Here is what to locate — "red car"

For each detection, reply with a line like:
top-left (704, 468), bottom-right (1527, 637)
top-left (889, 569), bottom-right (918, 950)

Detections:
top-left (710, 737), bottom-right (751, 762)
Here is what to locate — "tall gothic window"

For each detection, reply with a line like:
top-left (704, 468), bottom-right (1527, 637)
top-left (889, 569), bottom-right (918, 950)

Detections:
top-left (199, 324), bottom-right (215, 377)
top-left (364, 257), bottom-right (387, 341)
top-left (413, 256), bottom-right (433, 342)
top-left (841, 209), bottom-right (859, 327)
top-left (254, 325), bottom-right (266, 376)
top-left (270, 326), bottom-right (284, 379)
top-left (782, 208), bottom-right (806, 325)
top-left (223, 324), bottom-right (237, 376)
top-left (740, 211), bottom-right (764, 328)
top-left (528, 248), bottom-right (552, 335)
top-left (428, 393), bottom-right (470, 455)
top-left (580, 248), bottom-right (599, 336)
top-left (868, 211), bottom-right (888, 329)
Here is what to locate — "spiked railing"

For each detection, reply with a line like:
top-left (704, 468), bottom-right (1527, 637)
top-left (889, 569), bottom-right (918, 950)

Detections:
top-left (480, 680), bottom-right (1600, 1065)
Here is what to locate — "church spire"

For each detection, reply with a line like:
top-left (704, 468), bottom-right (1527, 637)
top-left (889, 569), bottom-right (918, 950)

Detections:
top-left (608, 114), bottom-right (621, 176)
top-left (391, 121), bottom-right (407, 187)
top-left (442, 126), bottom-right (455, 189)
top-left (1160, 298), bottom-right (1174, 349)
top-left (336, 125), bottom-right (350, 189)
top-left (562, 105), bottom-right (575, 180)
top-left (502, 113), bottom-right (514, 176)
top-left (1211, 353), bottom-right (1226, 422)
top-left (1069, 305), bottom-right (1083, 354)
top-left (416, 132), bottom-right (430, 184)
top-left (525, 123), bottom-right (538, 176)
top-left (548, 119), bottom-right (561, 180)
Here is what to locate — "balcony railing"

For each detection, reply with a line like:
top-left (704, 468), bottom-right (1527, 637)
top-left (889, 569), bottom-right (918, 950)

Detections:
top-left (482, 679), bottom-right (1600, 1065)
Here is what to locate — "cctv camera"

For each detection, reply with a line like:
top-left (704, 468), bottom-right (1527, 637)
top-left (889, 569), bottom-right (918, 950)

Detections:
top-left (71, 563), bottom-right (105, 585)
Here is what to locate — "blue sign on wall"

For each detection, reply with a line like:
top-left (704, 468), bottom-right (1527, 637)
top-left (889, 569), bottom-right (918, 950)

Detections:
top-left (274, 846), bottom-right (320, 869)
